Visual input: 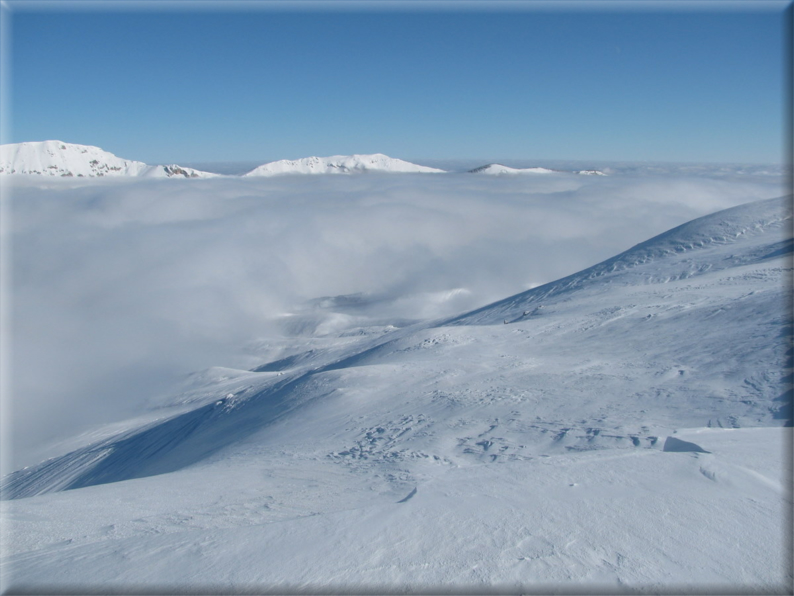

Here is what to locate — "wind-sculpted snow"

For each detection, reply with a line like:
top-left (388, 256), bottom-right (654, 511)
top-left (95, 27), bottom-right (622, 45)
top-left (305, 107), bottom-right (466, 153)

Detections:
top-left (1, 374), bottom-right (303, 499)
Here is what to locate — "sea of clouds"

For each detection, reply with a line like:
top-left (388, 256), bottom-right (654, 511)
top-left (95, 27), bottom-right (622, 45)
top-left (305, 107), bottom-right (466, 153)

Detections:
top-left (2, 165), bottom-right (786, 468)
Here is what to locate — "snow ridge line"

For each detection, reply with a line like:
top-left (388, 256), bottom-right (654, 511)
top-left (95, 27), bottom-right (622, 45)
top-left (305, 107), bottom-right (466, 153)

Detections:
top-left (441, 196), bottom-right (792, 326)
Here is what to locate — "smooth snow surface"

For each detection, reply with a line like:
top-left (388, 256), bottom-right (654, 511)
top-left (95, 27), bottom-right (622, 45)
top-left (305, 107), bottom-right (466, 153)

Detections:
top-left (2, 190), bottom-right (791, 592)
top-left (0, 141), bottom-right (218, 178)
top-left (243, 153), bottom-right (446, 176)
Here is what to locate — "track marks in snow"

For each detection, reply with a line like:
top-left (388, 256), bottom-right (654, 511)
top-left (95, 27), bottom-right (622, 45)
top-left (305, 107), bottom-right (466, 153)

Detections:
top-left (328, 414), bottom-right (453, 468)
top-left (451, 416), bottom-right (661, 464)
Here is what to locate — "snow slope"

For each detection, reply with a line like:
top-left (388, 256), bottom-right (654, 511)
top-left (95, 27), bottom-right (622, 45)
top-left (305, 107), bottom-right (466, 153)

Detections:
top-left (243, 153), bottom-right (446, 176)
top-left (446, 194), bottom-right (792, 325)
top-left (1, 196), bottom-right (791, 592)
top-left (3, 427), bottom-right (787, 591)
top-left (0, 141), bottom-right (218, 178)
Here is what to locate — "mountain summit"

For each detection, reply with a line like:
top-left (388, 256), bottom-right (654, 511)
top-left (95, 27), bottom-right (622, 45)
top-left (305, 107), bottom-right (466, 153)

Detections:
top-left (0, 141), bottom-right (217, 178)
top-left (243, 153), bottom-right (446, 176)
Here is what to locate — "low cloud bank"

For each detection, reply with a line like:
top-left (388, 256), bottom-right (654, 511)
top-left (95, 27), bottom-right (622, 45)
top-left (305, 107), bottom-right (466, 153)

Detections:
top-left (4, 166), bottom-right (785, 467)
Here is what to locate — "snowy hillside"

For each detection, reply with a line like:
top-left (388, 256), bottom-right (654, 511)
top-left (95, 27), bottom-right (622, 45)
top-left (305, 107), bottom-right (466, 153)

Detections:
top-left (446, 195), bottom-right (792, 325)
top-left (243, 153), bottom-right (446, 176)
top-left (0, 141), bottom-right (217, 178)
top-left (1, 195), bottom-right (790, 592)
top-left (469, 163), bottom-right (607, 176)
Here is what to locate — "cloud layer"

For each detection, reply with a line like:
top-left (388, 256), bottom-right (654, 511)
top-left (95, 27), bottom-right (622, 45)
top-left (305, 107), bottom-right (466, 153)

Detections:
top-left (4, 167), bottom-right (785, 467)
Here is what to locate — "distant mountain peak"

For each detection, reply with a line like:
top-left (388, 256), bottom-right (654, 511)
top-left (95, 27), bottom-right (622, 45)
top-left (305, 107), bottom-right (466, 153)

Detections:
top-left (468, 164), bottom-right (557, 175)
top-left (0, 141), bottom-right (218, 178)
top-left (243, 154), bottom-right (446, 176)
top-left (469, 163), bottom-right (607, 176)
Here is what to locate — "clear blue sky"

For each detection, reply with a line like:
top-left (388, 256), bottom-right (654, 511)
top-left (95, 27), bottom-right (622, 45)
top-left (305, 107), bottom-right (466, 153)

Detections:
top-left (4, 2), bottom-right (788, 164)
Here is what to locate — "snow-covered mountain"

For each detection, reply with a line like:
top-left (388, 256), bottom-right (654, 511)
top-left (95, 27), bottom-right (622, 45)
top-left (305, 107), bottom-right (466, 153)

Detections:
top-left (153, 164), bottom-right (218, 179)
top-left (1, 195), bottom-right (790, 590)
top-left (0, 141), bottom-right (218, 178)
top-left (469, 163), bottom-right (557, 175)
top-left (2, 143), bottom-right (617, 179)
top-left (469, 163), bottom-right (606, 176)
top-left (243, 153), bottom-right (446, 176)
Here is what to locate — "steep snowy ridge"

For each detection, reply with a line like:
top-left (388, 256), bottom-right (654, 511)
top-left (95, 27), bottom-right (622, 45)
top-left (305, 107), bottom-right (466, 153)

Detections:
top-left (0, 141), bottom-right (218, 178)
top-left (243, 153), bottom-right (446, 176)
top-left (2, 196), bottom-right (790, 500)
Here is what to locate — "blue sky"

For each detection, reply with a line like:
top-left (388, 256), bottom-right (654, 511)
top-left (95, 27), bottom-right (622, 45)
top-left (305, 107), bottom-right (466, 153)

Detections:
top-left (4, 2), bottom-right (788, 164)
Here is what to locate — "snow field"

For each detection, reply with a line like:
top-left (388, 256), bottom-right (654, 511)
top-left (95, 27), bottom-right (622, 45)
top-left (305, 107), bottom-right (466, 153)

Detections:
top-left (3, 428), bottom-right (789, 591)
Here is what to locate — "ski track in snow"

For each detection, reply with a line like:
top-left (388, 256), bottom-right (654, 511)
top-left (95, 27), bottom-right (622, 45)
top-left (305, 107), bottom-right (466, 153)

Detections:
top-left (1, 194), bottom-right (791, 592)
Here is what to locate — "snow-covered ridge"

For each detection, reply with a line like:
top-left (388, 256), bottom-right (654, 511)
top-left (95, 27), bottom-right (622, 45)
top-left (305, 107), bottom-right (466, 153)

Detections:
top-left (243, 153), bottom-right (446, 176)
top-left (155, 164), bottom-right (217, 179)
top-left (2, 142), bottom-right (613, 178)
top-left (469, 163), bottom-right (607, 176)
top-left (0, 141), bottom-right (218, 178)
top-left (445, 195), bottom-right (791, 326)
